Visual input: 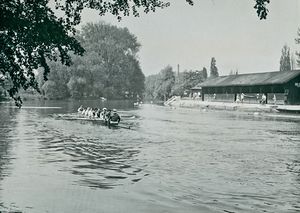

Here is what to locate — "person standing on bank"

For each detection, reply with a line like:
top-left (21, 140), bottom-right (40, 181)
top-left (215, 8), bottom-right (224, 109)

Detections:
top-left (241, 93), bottom-right (245, 103)
top-left (273, 94), bottom-right (276, 105)
top-left (261, 94), bottom-right (266, 105)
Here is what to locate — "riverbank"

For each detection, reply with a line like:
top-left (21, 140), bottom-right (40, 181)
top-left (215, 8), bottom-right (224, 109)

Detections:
top-left (169, 98), bottom-right (281, 113)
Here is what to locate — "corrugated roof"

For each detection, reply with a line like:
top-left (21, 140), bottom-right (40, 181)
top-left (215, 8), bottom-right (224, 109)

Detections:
top-left (193, 70), bottom-right (300, 88)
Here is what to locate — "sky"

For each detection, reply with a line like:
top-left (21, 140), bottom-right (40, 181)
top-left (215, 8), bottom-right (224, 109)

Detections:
top-left (79, 0), bottom-right (300, 76)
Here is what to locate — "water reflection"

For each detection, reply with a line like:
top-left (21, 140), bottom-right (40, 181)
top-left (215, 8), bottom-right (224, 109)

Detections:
top-left (0, 106), bottom-right (19, 178)
top-left (0, 105), bottom-right (20, 212)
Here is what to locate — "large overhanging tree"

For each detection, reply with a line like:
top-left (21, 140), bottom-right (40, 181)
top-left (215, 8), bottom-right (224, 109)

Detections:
top-left (0, 0), bottom-right (270, 107)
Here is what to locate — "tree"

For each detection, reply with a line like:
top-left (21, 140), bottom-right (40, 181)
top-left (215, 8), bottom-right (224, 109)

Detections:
top-left (295, 28), bottom-right (300, 66)
top-left (145, 74), bottom-right (160, 100)
top-left (158, 66), bottom-right (175, 101)
top-left (76, 22), bottom-right (145, 99)
top-left (182, 70), bottom-right (206, 91)
top-left (67, 76), bottom-right (89, 98)
top-left (0, 75), bottom-right (6, 100)
top-left (229, 69), bottom-right (239, 75)
top-left (202, 67), bottom-right (207, 79)
top-left (38, 22), bottom-right (145, 100)
top-left (279, 45), bottom-right (292, 71)
top-left (291, 53), bottom-right (296, 70)
top-left (144, 65), bottom-right (175, 101)
top-left (210, 57), bottom-right (219, 78)
top-left (1, 0), bottom-right (270, 106)
top-left (145, 68), bottom-right (206, 100)
top-left (42, 80), bottom-right (61, 99)
top-left (1, 0), bottom-right (84, 106)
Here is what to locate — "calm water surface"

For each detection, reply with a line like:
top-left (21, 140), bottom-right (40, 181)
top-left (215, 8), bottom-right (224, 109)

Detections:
top-left (0, 100), bottom-right (299, 213)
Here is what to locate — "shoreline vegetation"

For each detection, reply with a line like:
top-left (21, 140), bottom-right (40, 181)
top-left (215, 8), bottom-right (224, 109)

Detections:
top-left (0, 22), bottom-right (145, 107)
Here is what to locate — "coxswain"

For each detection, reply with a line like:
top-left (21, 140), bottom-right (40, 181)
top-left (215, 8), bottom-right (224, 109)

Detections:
top-left (110, 109), bottom-right (121, 123)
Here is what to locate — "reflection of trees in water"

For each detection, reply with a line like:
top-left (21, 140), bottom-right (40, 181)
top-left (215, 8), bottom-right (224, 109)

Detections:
top-left (38, 129), bottom-right (144, 189)
top-left (0, 108), bottom-right (18, 181)
top-left (0, 107), bottom-right (20, 211)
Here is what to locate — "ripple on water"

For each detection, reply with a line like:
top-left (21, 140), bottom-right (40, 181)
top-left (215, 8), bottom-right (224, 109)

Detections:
top-left (1, 103), bottom-right (300, 213)
top-left (33, 120), bottom-right (146, 189)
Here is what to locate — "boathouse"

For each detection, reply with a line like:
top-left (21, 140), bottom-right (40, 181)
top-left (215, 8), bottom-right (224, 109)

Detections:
top-left (192, 70), bottom-right (300, 105)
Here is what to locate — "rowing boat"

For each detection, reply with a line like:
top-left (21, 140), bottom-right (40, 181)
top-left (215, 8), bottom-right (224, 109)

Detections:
top-left (76, 112), bottom-right (120, 127)
top-left (276, 105), bottom-right (300, 114)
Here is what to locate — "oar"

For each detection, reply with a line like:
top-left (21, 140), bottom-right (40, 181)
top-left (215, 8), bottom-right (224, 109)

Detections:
top-left (117, 124), bottom-right (132, 130)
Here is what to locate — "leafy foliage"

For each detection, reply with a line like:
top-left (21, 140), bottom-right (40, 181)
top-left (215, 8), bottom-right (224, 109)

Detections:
top-left (145, 74), bottom-right (160, 100)
top-left (158, 66), bottom-right (175, 100)
top-left (0, 75), bottom-right (7, 100)
top-left (38, 22), bottom-right (145, 100)
top-left (0, 0), bottom-right (84, 106)
top-left (145, 66), bottom-right (207, 101)
top-left (144, 66), bottom-right (175, 101)
top-left (254, 0), bottom-right (270, 20)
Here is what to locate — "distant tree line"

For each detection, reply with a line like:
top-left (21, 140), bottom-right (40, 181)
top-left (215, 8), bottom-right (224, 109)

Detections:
top-left (37, 22), bottom-right (145, 100)
top-left (145, 65), bottom-right (208, 101)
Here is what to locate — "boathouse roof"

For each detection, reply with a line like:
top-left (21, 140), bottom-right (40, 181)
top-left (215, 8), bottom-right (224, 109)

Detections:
top-left (193, 70), bottom-right (300, 89)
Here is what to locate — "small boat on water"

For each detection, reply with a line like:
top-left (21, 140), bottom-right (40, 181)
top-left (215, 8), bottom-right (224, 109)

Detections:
top-left (76, 114), bottom-right (120, 127)
top-left (55, 114), bottom-right (127, 129)
top-left (276, 105), bottom-right (300, 114)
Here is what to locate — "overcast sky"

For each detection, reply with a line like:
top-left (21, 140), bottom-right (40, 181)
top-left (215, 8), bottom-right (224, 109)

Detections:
top-left (80, 0), bottom-right (300, 76)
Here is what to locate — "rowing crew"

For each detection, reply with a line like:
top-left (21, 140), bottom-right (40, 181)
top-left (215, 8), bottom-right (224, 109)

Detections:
top-left (77, 105), bottom-right (121, 124)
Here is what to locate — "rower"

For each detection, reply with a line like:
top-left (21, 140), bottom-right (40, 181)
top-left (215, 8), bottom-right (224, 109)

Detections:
top-left (106, 109), bottom-right (112, 121)
top-left (78, 105), bottom-right (84, 112)
top-left (100, 108), bottom-right (107, 120)
top-left (92, 108), bottom-right (97, 117)
top-left (89, 108), bottom-right (95, 117)
top-left (96, 108), bottom-right (101, 118)
top-left (85, 107), bottom-right (91, 116)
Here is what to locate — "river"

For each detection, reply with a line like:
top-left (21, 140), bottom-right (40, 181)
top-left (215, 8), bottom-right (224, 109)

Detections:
top-left (0, 100), bottom-right (299, 213)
